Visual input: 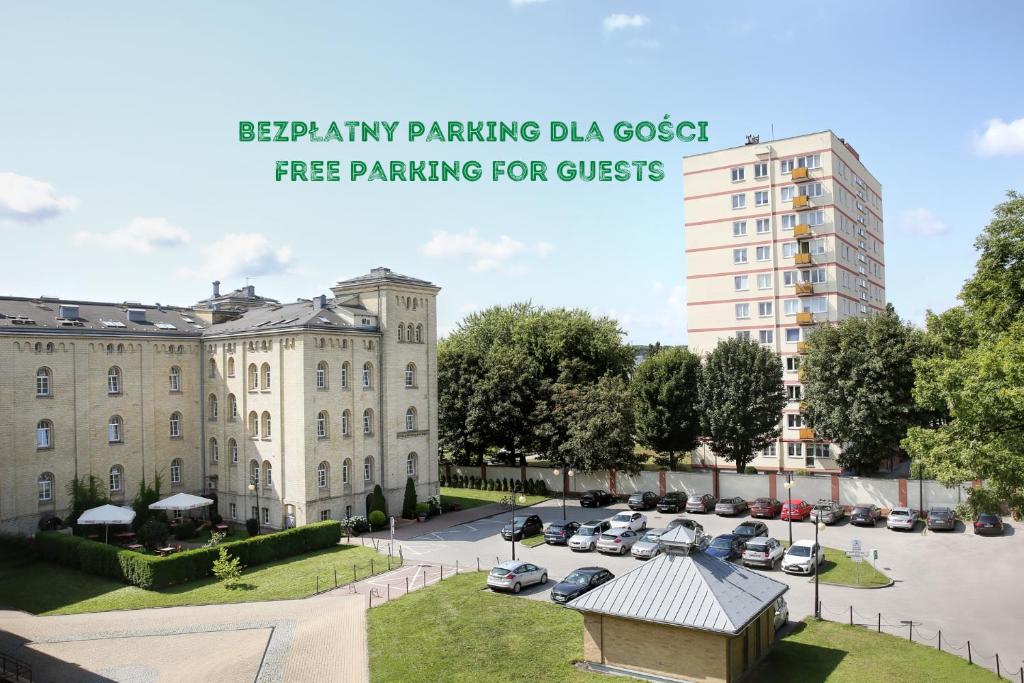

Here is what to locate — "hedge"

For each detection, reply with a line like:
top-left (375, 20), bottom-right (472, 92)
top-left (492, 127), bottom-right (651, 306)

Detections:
top-left (35, 520), bottom-right (342, 590)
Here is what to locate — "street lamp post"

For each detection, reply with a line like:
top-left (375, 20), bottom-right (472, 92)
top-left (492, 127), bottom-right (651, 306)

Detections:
top-left (783, 472), bottom-right (794, 546)
top-left (813, 520), bottom-right (826, 619)
top-left (248, 476), bottom-right (260, 535)
top-left (552, 464), bottom-right (575, 521)
top-left (508, 491), bottom-right (526, 560)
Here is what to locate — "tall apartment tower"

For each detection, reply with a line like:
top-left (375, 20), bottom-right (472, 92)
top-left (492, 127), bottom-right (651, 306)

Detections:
top-left (683, 131), bottom-right (886, 473)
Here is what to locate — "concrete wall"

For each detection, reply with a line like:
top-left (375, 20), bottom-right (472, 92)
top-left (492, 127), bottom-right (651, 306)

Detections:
top-left (786, 475), bottom-right (832, 503)
top-left (838, 477), bottom-right (900, 508)
top-left (665, 470), bottom-right (714, 495)
top-left (719, 473), bottom-right (770, 501)
top-left (615, 470), bottom-right (661, 494)
top-left (907, 480), bottom-right (966, 511)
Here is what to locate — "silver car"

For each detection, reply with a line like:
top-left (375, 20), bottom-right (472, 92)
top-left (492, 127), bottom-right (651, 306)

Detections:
top-left (773, 596), bottom-right (789, 631)
top-left (596, 528), bottom-right (641, 555)
top-left (741, 537), bottom-right (785, 569)
top-left (887, 507), bottom-right (919, 531)
top-left (608, 511), bottom-right (647, 532)
top-left (631, 528), bottom-right (666, 559)
top-left (568, 520), bottom-right (612, 551)
top-left (810, 499), bottom-right (845, 525)
top-left (486, 560), bottom-right (548, 594)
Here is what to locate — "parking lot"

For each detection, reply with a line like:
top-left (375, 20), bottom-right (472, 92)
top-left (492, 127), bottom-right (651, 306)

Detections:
top-left (395, 496), bottom-right (1024, 671)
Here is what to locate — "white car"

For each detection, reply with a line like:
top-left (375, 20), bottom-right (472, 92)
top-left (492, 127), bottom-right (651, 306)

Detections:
top-left (608, 511), bottom-right (647, 532)
top-left (773, 596), bottom-right (789, 631)
top-left (887, 507), bottom-right (919, 531)
top-left (741, 537), bottom-right (785, 569)
top-left (781, 540), bottom-right (825, 575)
top-left (486, 560), bottom-right (548, 594)
top-left (568, 520), bottom-right (612, 551)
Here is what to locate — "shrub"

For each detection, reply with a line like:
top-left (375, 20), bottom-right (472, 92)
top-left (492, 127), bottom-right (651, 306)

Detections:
top-left (245, 518), bottom-right (260, 537)
top-left (488, 479), bottom-right (495, 491)
top-left (513, 479), bottom-right (523, 493)
top-left (794, 469), bottom-right (810, 476)
top-left (369, 510), bottom-right (387, 530)
top-left (676, 463), bottom-right (693, 472)
top-left (438, 475), bottom-right (447, 487)
top-left (535, 480), bottom-right (548, 495)
top-left (212, 547), bottom-right (244, 587)
top-left (210, 511), bottom-right (223, 525)
top-left (402, 477), bottom-right (418, 519)
top-left (371, 485), bottom-right (388, 516)
top-left (502, 478), bottom-right (509, 491)
top-left (138, 519), bottom-right (169, 549)
top-left (173, 519), bottom-right (197, 540)
top-left (204, 531), bottom-right (226, 548)
top-left (415, 502), bottom-right (429, 517)
top-left (340, 515), bottom-right (369, 536)
top-left (744, 466), bottom-right (758, 475)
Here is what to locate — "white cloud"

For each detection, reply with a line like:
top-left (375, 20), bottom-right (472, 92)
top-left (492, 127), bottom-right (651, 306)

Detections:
top-left (73, 217), bottom-right (191, 253)
top-left (973, 117), bottom-right (1024, 157)
top-left (185, 233), bottom-right (294, 279)
top-left (604, 282), bottom-right (688, 344)
top-left (896, 208), bottom-right (948, 237)
top-left (0, 172), bottom-right (78, 223)
top-left (421, 228), bottom-right (554, 274)
top-left (603, 14), bottom-right (650, 32)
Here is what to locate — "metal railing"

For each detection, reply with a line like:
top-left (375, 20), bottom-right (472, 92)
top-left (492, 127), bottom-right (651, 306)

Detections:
top-left (0, 651), bottom-right (32, 683)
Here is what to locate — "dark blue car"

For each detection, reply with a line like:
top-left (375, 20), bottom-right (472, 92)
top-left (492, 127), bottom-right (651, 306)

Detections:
top-left (706, 533), bottom-right (745, 561)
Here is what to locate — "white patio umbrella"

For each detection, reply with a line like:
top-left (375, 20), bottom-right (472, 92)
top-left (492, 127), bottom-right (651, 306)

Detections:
top-left (148, 492), bottom-right (214, 511)
top-left (78, 504), bottom-right (136, 544)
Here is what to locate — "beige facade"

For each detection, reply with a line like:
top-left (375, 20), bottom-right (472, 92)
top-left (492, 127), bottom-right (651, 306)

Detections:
top-left (0, 268), bottom-right (440, 534)
top-left (683, 130), bottom-right (886, 472)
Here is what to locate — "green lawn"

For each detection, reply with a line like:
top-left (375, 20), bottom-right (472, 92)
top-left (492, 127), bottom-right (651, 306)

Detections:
top-left (367, 573), bottom-right (997, 683)
top-left (521, 534), bottom-right (546, 547)
top-left (778, 541), bottom-right (890, 588)
top-left (0, 544), bottom-right (395, 615)
top-left (752, 619), bottom-right (999, 682)
top-left (440, 487), bottom-right (548, 510)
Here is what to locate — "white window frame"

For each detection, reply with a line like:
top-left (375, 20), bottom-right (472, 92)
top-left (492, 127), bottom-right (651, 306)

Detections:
top-left (733, 221), bottom-right (747, 237)
top-left (731, 167), bottom-right (745, 182)
top-left (735, 303), bottom-right (750, 319)
top-left (731, 194), bottom-right (746, 210)
top-left (756, 245), bottom-right (771, 262)
top-left (734, 275), bottom-right (749, 291)
top-left (754, 190), bottom-right (769, 206)
top-left (756, 218), bottom-right (771, 234)
top-left (733, 248), bottom-right (748, 264)
top-left (758, 302), bottom-right (773, 317)
top-left (756, 273), bottom-right (772, 290)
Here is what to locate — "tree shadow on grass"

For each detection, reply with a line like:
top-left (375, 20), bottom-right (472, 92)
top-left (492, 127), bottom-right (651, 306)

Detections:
top-left (748, 626), bottom-right (847, 683)
top-left (225, 582), bottom-right (257, 591)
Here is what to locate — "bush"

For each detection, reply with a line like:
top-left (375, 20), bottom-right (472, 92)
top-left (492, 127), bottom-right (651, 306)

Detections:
top-left (173, 519), bottom-right (197, 540)
top-left (402, 477), bottom-right (418, 519)
top-left (371, 485), bottom-right (388, 516)
top-left (210, 511), bottom-right (223, 525)
top-left (245, 518), bottom-right (260, 537)
top-left (513, 479), bottom-right (523, 493)
top-left (340, 515), bottom-right (369, 536)
top-left (438, 475), bottom-right (447, 487)
top-left (138, 519), bottom-right (169, 549)
top-left (415, 502), bottom-right (429, 517)
top-left (794, 469), bottom-right (810, 476)
top-left (535, 480), bottom-right (548, 495)
top-left (369, 510), bottom-right (387, 530)
top-left (676, 463), bottom-right (693, 472)
top-left (212, 547), bottom-right (244, 587)
top-left (744, 466), bottom-right (758, 475)
top-left (488, 479), bottom-right (496, 491)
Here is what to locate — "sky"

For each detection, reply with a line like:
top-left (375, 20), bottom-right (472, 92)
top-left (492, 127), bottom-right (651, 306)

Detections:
top-left (2, 1), bottom-right (1023, 344)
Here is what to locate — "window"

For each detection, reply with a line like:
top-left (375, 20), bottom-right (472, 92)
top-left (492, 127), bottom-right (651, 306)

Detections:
top-left (732, 221), bottom-right (747, 237)
top-left (756, 218), bottom-right (770, 234)
top-left (407, 452), bottom-right (418, 477)
top-left (107, 367), bottom-right (122, 395)
top-left (108, 416), bottom-right (123, 443)
top-left (405, 363), bottom-right (416, 387)
top-left (731, 194), bottom-right (746, 209)
top-left (809, 238), bottom-right (826, 255)
top-left (170, 458), bottom-right (182, 484)
top-left (797, 153), bottom-right (821, 169)
top-left (229, 503), bottom-right (237, 519)
top-left (263, 461), bottom-right (272, 488)
top-left (261, 411), bottom-right (272, 438)
top-left (208, 358), bottom-right (217, 379)
top-left (735, 331), bottom-right (751, 340)
top-left (783, 271), bottom-right (799, 286)
top-left (229, 394), bottom-right (238, 420)
top-left (397, 323), bottom-right (405, 341)
top-left (316, 361), bottom-right (328, 390)
top-left (803, 210), bottom-right (825, 226)
top-left (781, 214), bottom-right (797, 231)
top-left (262, 507), bottom-right (269, 524)
top-left (342, 458), bottom-right (351, 484)
top-left (780, 158), bottom-right (794, 173)
top-left (38, 473), bottom-right (54, 502)
top-left (320, 509), bottom-right (331, 521)
top-left (229, 438), bottom-right (239, 463)
top-left (248, 364), bottom-right (259, 390)
top-left (248, 411), bottom-right (259, 437)
top-left (785, 328), bottom-right (801, 343)
top-left (803, 297), bottom-right (828, 314)
top-left (784, 299), bottom-right (800, 315)
top-left (341, 410), bottom-right (351, 436)
top-left (786, 357), bottom-right (801, 372)
top-left (756, 246), bottom-right (771, 261)
top-left (363, 409), bottom-right (373, 435)
top-left (249, 459), bottom-right (260, 486)
top-left (252, 506), bottom-right (258, 520)
top-left (415, 324), bottom-right (423, 343)
top-left (780, 186), bottom-right (794, 202)
top-left (754, 162), bottom-right (767, 178)
top-left (227, 357), bottom-right (235, 377)
top-left (760, 444), bottom-right (777, 458)
top-left (406, 325), bottom-right (414, 343)
top-left (209, 437), bottom-right (219, 463)
top-left (405, 407), bottom-right (417, 432)
top-left (261, 363), bottom-right (271, 390)
top-left (36, 368), bottom-right (51, 396)
top-left (169, 412), bottom-right (182, 438)
top-left (733, 248), bottom-right (748, 264)
top-left (759, 330), bottom-right (774, 344)
top-left (318, 462), bottom-right (329, 488)
top-left (799, 182), bottom-right (823, 198)
top-left (758, 302), bottom-right (773, 317)
top-left (782, 242), bottom-right (798, 258)
top-left (362, 362), bottom-right (372, 388)
top-left (208, 394), bottom-right (218, 420)
top-left (734, 275), bottom-right (749, 291)
top-left (787, 443), bottom-right (802, 458)
top-left (730, 167), bottom-right (745, 182)
top-left (787, 385), bottom-right (803, 400)
top-left (754, 190), bottom-right (769, 206)
top-left (169, 366), bottom-right (181, 392)
top-left (110, 465), bottom-right (123, 492)
top-left (363, 457), bottom-right (373, 481)
top-left (735, 303), bottom-right (750, 319)
top-left (341, 362), bottom-right (350, 388)
top-left (317, 411), bottom-right (329, 438)
top-left (787, 414), bottom-right (803, 429)
top-left (757, 273), bottom-right (772, 290)
top-left (807, 443), bottom-right (828, 465)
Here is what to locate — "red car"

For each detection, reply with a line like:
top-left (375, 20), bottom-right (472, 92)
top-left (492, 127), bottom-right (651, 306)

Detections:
top-left (780, 499), bottom-right (812, 521)
top-left (750, 497), bottom-right (783, 519)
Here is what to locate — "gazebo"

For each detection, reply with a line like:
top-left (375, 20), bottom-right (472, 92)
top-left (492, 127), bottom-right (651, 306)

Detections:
top-left (77, 504), bottom-right (136, 544)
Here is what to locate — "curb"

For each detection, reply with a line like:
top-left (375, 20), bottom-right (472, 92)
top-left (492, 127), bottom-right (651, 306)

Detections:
top-left (813, 578), bottom-right (895, 589)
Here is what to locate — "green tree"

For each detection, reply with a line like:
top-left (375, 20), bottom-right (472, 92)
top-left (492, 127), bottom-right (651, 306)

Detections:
top-left (65, 475), bottom-right (108, 530)
top-left (632, 346), bottom-right (702, 470)
top-left (699, 337), bottom-right (786, 472)
top-left (401, 477), bottom-right (418, 519)
top-left (904, 192), bottom-right (1024, 513)
top-left (557, 375), bottom-right (642, 473)
top-left (438, 342), bottom-right (487, 466)
top-left (212, 546), bottom-right (244, 587)
top-left (370, 484), bottom-right (388, 516)
top-left (801, 305), bottom-right (928, 474)
top-left (131, 473), bottom-right (165, 532)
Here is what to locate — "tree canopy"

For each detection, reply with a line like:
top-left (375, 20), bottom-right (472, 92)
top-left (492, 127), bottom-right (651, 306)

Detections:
top-left (632, 346), bottom-right (702, 470)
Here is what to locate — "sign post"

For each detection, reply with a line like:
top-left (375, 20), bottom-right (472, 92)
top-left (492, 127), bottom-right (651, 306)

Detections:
top-left (846, 539), bottom-right (867, 585)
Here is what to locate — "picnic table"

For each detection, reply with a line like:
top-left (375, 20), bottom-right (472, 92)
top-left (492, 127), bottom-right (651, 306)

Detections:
top-left (155, 546), bottom-right (176, 557)
top-left (125, 544), bottom-right (143, 551)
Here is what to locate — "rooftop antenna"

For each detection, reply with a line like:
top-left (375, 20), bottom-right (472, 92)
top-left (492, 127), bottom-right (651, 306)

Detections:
top-left (771, 123), bottom-right (775, 141)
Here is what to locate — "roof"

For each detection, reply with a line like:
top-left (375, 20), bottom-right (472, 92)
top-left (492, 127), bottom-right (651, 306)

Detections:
top-left (567, 544), bottom-right (787, 635)
top-left (332, 266), bottom-right (438, 291)
top-left (0, 298), bottom-right (204, 336)
top-left (204, 299), bottom-right (376, 336)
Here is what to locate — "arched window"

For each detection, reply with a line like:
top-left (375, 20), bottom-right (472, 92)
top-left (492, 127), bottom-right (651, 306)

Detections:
top-left (176, 344), bottom-right (184, 354)
top-left (117, 343), bottom-right (125, 353)
top-left (105, 343), bottom-right (113, 353)
top-left (38, 472), bottom-right (54, 502)
top-left (249, 459), bottom-right (260, 486)
top-left (397, 323), bottom-right (405, 341)
top-left (169, 366), bottom-right (181, 392)
top-left (316, 411), bottom-right (329, 438)
top-left (229, 394), bottom-right (238, 420)
top-left (248, 363), bottom-right (259, 390)
top-left (342, 458), bottom-right (351, 485)
top-left (318, 461), bottom-right (329, 488)
top-left (108, 416), bottom-right (123, 443)
top-left (248, 411), bottom-right (259, 437)
top-left (36, 367), bottom-right (52, 397)
top-left (405, 363), bottom-right (416, 388)
top-left (415, 324), bottom-right (423, 343)
top-left (263, 461), bottom-right (273, 488)
top-left (209, 437), bottom-right (219, 463)
top-left (227, 357), bottom-right (236, 377)
top-left (169, 412), bottom-right (182, 438)
top-left (406, 325), bottom-right (413, 343)
top-left (261, 363), bottom-right (271, 390)
top-left (341, 410), bottom-right (351, 436)
top-left (36, 420), bottom-right (53, 449)
top-left (341, 362), bottom-right (350, 388)
top-left (107, 366), bottom-right (122, 395)
top-left (261, 411), bottom-right (272, 438)
top-left (316, 361), bottom-right (328, 390)
top-left (362, 409), bottom-right (373, 435)
top-left (405, 407), bottom-right (417, 432)
top-left (208, 358), bottom-right (217, 379)
top-left (208, 394), bottom-right (218, 420)
top-left (46, 342), bottom-right (54, 353)
top-left (35, 342), bottom-right (42, 353)
top-left (362, 362), bottom-right (372, 388)
top-left (363, 456), bottom-right (374, 482)
top-left (229, 438), bottom-right (239, 463)
top-left (170, 458), bottom-right (183, 485)
top-left (110, 465), bottom-right (124, 493)
top-left (407, 452), bottom-right (418, 478)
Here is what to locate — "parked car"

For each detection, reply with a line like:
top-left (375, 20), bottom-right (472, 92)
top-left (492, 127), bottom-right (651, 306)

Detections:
top-left (849, 504), bottom-right (882, 527)
top-left (596, 528), bottom-right (641, 555)
top-left (549, 567), bottom-right (614, 604)
top-left (543, 520), bottom-right (581, 545)
top-left (773, 596), bottom-right (789, 631)
top-left (715, 497), bottom-right (749, 516)
top-left (608, 511), bottom-right (647, 532)
top-left (657, 491), bottom-right (688, 513)
top-left (568, 520), bottom-right (612, 551)
top-left (685, 493), bottom-right (717, 513)
top-left (781, 540), bottom-right (824, 575)
top-left (627, 491), bottom-right (659, 511)
top-left (501, 514), bottom-right (544, 540)
top-left (927, 506), bottom-right (956, 531)
top-left (780, 499), bottom-right (813, 521)
top-left (750, 497), bottom-right (783, 519)
top-left (742, 536), bottom-right (785, 569)
top-left (886, 507), bottom-right (919, 531)
top-left (631, 528), bottom-right (667, 559)
top-left (487, 560), bottom-right (548, 593)
top-left (810, 499), bottom-right (845, 525)
top-left (580, 490), bottom-right (616, 507)
top-left (732, 520), bottom-right (769, 541)
top-left (973, 513), bottom-right (1005, 536)
top-left (666, 517), bottom-right (704, 535)
top-left (706, 533), bottom-right (745, 561)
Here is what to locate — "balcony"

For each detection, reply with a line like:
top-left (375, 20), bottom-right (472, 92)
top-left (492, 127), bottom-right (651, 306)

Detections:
top-left (796, 312), bottom-right (815, 325)
top-left (793, 224), bottom-right (812, 238)
top-left (794, 252), bottom-right (812, 266)
top-left (799, 427), bottom-right (815, 441)
top-left (797, 341), bottom-right (810, 354)
top-left (795, 282), bottom-right (814, 296)
top-left (792, 167), bottom-right (811, 182)
top-left (792, 195), bottom-right (811, 209)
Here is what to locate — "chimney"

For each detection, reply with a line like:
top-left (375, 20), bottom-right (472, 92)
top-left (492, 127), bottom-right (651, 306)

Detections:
top-left (212, 280), bottom-right (221, 297)
top-left (313, 295), bottom-right (327, 310)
